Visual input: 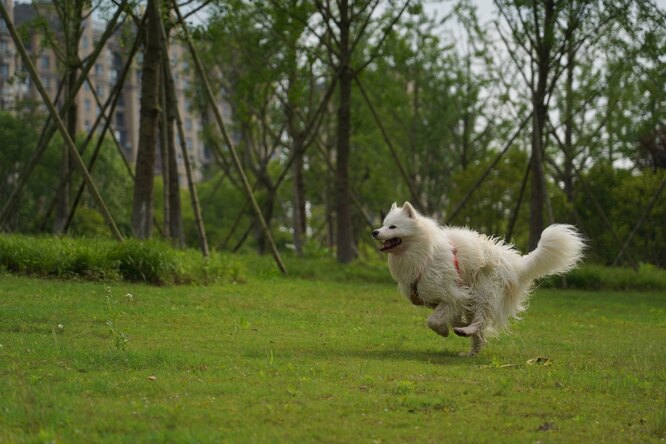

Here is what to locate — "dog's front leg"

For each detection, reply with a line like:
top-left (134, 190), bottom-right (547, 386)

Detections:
top-left (427, 303), bottom-right (452, 337)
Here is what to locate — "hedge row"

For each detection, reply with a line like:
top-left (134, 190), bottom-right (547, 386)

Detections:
top-left (0, 235), bottom-right (245, 285)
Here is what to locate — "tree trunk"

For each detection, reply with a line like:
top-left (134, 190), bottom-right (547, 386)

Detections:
top-left (292, 145), bottom-right (305, 256)
top-left (335, 0), bottom-right (354, 263)
top-left (131, 0), bottom-right (163, 239)
top-left (159, 75), bottom-right (171, 233)
top-left (255, 189), bottom-right (276, 254)
top-left (54, 69), bottom-right (76, 234)
top-left (528, 0), bottom-right (555, 251)
top-left (563, 13), bottom-right (576, 222)
top-left (164, 55), bottom-right (184, 247)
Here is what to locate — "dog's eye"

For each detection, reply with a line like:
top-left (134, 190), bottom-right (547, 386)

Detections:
top-left (389, 225), bottom-right (396, 229)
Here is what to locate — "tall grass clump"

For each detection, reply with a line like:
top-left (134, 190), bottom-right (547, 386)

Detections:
top-left (108, 239), bottom-right (179, 285)
top-left (0, 234), bottom-right (244, 285)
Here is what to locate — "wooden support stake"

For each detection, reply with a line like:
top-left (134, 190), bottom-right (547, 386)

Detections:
top-left (0, 1), bottom-right (127, 227)
top-left (612, 178), bottom-right (665, 267)
top-left (173, 4), bottom-right (285, 273)
top-left (355, 76), bottom-right (423, 210)
top-left (446, 112), bottom-right (532, 225)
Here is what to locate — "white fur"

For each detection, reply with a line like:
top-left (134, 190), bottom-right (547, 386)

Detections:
top-left (373, 202), bottom-right (585, 356)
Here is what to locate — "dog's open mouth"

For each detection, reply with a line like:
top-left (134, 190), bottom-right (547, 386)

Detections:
top-left (379, 238), bottom-right (402, 251)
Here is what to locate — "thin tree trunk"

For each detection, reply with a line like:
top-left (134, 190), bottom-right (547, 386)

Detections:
top-left (131, 0), bottom-right (163, 239)
top-left (335, 0), bottom-right (354, 263)
top-left (563, 16), bottom-right (576, 222)
top-left (54, 69), bottom-right (77, 234)
top-left (159, 74), bottom-right (171, 235)
top-left (528, 0), bottom-right (555, 251)
top-left (292, 144), bottom-right (305, 256)
top-left (158, 9), bottom-right (206, 254)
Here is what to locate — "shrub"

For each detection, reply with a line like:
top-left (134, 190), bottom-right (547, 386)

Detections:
top-left (108, 239), bottom-right (180, 285)
top-left (0, 234), bottom-right (244, 285)
top-left (541, 263), bottom-right (666, 291)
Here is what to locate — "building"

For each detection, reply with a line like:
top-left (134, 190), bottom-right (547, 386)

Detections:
top-left (0, 0), bottom-right (230, 184)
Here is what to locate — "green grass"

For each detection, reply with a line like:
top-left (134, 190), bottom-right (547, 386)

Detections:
top-left (0, 273), bottom-right (664, 443)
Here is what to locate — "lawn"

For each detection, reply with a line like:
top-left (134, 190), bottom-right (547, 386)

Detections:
top-left (0, 273), bottom-right (664, 443)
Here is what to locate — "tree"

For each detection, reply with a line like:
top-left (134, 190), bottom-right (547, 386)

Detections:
top-left (131, 0), bottom-right (163, 239)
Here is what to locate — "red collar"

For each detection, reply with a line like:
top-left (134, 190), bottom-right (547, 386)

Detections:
top-left (451, 243), bottom-right (462, 282)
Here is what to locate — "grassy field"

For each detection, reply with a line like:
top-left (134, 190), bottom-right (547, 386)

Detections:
top-left (0, 272), bottom-right (664, 443)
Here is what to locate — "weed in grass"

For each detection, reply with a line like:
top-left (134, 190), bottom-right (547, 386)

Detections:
top-left (654, 411), bottom-right (666, 439)
top-left (104, 286), bottom-right (131, 351)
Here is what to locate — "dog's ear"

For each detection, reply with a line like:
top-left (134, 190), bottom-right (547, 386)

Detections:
top-left (391, 202), bottom-right (398, 211)
top-left (403, 201), bottom-right (417, 218)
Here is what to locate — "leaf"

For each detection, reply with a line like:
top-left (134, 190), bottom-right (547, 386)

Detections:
top-left (527, 356), bottom-right (552, 366)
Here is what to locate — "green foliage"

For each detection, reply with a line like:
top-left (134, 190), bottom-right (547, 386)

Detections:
top-left (0, 234), bottom-right (245, 285)
top-left (0, 111), bottom-right (59, 232)
top-left (574, 165), bottom-right (665, 266)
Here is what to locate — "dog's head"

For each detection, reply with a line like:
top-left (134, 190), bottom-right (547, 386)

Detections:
top-left (372, 202), bottom-right (421, 253)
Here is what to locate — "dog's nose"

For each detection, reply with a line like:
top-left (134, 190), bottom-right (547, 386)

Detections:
top-left (371, 230), bottom-right (379, 238)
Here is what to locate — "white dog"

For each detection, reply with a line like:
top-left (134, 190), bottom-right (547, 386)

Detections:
top-left (372, 202), bottom-right (584, 356)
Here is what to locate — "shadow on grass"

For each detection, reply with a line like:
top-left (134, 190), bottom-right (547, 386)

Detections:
top-left (280, 347), bottom-right (477, 365)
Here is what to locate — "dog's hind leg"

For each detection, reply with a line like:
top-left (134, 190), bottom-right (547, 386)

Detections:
top-left (453, 272), bottom-right (498, 339)
top-left (453, 307), bottom-right (484, 337)
top-left (459, 333), bottom-right (486, 356)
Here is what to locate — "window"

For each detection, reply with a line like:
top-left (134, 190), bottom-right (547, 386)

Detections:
top-left (96, 84), bottom-right (104, 99)
top-left (84, 98), bottom-right (91, 112)
top-left (112, 52), bottom-right (122, 68)
top-left (115, 111), bottom-right (125, 127)
top-left (185, 118), bottom-right (192, 131)
top-left (0, 63), bottom-right (9, 80)
top-left (117, 93), bottom-right (124, 107)
top-left (95, 63), bottom-right (103, 76)
top-left (81, 36), bottom-right (89, 49)
top-left (42, 76), bottom-right (50, 88)
top-left (0, 41), bottom-right (8, 53)
top-left (40, 55), bottom-right (49, 69)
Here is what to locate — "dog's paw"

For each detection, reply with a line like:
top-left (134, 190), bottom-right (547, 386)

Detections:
top-left (453, 326), bottom-right (479, 337)
top-left (427, 318), bottom-right (450, 337)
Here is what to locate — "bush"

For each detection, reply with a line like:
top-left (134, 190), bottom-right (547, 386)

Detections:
top-left (541, 263), bottom-right (666, 291)
top-left (108, 240), bottom-right (180, 285)
top-left (0, 234), bottom-right (244, 285)
top-left (0, 234), bottom-right (664, 290)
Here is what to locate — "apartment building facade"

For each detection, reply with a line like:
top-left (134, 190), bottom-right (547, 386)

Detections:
top-left (0, 0), bottom-right (230, 184)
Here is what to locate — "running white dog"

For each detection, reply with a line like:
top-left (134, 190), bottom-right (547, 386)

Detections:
top-left (372, 202), bottom-right (584, 356)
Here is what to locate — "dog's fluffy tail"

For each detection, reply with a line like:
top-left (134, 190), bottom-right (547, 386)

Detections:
top-left (518, 224), bottom-right (585, 282)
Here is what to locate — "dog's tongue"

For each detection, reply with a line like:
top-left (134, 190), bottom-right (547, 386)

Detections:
top-left (383, 240), bottom-right (392, 249)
